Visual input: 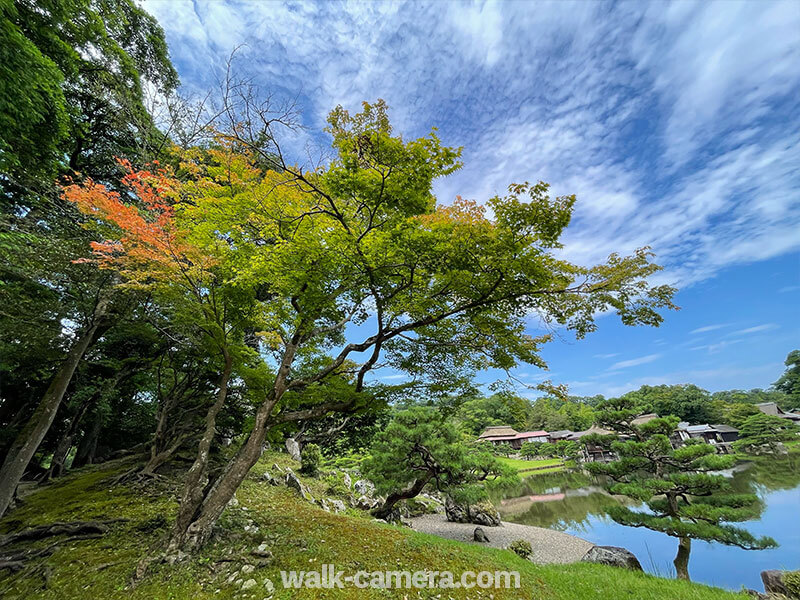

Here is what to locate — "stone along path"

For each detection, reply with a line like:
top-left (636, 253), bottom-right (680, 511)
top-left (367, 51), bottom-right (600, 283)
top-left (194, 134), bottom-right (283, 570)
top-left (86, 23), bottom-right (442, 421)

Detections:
top-left (410, 515), bottom-right (594, 564)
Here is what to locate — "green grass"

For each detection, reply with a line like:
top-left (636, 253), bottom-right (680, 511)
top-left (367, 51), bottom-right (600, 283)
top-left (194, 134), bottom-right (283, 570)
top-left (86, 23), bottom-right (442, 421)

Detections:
top-left (0, 453), bottom-right (748, 600)
top-left (497, 456), bottom-right (566, 473)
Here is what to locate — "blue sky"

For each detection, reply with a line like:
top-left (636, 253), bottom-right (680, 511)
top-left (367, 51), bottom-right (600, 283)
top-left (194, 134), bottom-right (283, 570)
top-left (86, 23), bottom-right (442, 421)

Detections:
top-left (143, 0), bottom-right (800, 398)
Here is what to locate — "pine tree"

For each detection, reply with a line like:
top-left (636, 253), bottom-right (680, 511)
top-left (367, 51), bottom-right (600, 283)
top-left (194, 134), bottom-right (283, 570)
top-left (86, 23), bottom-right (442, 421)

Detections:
top-left (585, 396), bottom-right (776, 580)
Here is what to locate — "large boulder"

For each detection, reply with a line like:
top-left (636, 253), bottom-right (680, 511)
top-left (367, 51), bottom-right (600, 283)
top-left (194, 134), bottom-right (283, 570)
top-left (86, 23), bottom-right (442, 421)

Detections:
top-left (581, 545), bottom-right (643, 571)
top-left (353, 479), bottom-right (375, 497)
top-left (445, 497), bottom-right (500, 527)
top-left (444, 496), bottom-right (469, 523)
top-left (285, 438), bottom-right (302, 462)
top-left (470, 501), bottom-right (501, 527)
top-left (761, 570), bottom-right (800, 598)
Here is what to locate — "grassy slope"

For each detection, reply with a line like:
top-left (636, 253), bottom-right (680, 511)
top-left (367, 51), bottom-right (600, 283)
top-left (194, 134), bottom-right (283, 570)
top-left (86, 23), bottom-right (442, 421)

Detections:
top-left (0, 453), bottom-right (747, 600)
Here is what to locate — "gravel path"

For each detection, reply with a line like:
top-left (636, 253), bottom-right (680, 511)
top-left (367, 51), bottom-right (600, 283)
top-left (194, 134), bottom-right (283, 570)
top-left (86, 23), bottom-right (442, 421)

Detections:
top-left (410, 514), bottom-right (594, 564)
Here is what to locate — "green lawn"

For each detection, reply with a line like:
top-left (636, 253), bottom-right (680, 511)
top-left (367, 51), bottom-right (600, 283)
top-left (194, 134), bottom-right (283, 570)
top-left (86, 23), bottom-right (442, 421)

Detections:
top-left (0, 454), bottom-right (748, 600)
top-left (497, 455), bottom-right (566, 473)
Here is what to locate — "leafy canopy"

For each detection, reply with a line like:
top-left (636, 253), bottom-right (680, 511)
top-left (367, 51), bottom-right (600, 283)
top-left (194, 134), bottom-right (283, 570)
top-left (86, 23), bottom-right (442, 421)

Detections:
top-left (66, 100), bottom-right (676, 434)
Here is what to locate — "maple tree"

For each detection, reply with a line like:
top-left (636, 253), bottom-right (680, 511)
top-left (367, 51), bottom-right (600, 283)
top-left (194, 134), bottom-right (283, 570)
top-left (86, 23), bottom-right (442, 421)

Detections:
top-left (66, 101), bottom-right (676, 555)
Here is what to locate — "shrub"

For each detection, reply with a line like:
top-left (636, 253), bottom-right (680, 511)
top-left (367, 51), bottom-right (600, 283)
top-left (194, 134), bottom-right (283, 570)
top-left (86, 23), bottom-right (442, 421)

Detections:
top-left (509, 539), bottom-right (532, 559)
top-left (784, 570), bottom-right (800, 596)
top-left (300, 443), bottom-right (321, 477)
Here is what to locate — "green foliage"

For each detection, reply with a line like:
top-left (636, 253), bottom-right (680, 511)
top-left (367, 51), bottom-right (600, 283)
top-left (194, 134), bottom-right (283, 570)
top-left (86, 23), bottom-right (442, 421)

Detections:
top-left (456, 393), bottom-right (530, 434)
top-left (621, 384), bottom-right (719, 424)
top-left (587, 396), bottom-right (776, 551)
top-left (553, 440), bottom-right (579, 459)
top-left (520, 441), bottom-right (542, 459)
top-left (509, 539), bottom-right (533, 559)
top-left (0, 0), bottom-right (177, 185)
top-left (774, 350), bottom-right (800, 408)
top-left (783, 570), bottom-right (800, 596)
top-left (363, 407), bottom-right (515, 504)
top-left (733, 413), bottom-right (800, 454)
top-left (528, 396), bottom-right (597, 431)
top-left (493, 442), bottom-right (514, 458)
top-left (300, 443), bottom-right (321, 477)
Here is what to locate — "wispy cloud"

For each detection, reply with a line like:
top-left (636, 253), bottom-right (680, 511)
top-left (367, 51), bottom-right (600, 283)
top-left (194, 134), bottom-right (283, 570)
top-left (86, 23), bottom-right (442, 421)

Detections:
top-left (594, 353), bottom-right (619, 359)
top-left (779, 285), bottom-right (800, 293)
top-left (690, 339), bottom-right (743, 354)
top-left (690, 324), bottom-right (730, 335)
top-left (143, 0), bottom-right (800, 290)
top-left (727, 324), bottom-right (778, 336)
top-left (610, 354), bottom-right (662, 370)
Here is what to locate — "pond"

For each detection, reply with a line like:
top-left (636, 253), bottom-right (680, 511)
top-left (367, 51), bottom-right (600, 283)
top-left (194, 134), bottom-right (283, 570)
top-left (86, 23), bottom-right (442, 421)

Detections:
top-left (490, 455), bottom-right (800, 591)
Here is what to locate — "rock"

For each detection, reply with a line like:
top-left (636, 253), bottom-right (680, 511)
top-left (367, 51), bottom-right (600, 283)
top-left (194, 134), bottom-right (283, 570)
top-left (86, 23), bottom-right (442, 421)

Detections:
top-left (285, 438), bottom-right (302, 462)
top-left (227, 495), bottom-right (240, 508)
top-left (241, 578), bottom-right (257, 590)
top-left (329, 499), bottom-right (346, 513)
top-left (473, 527), bottom-right (490, 543)
top-left (285, 468), bottom-right (315, 503)
top-left (444, 497), bottom-right (500, 526)
top-left (342, 472), bottom-right (352, 489)
top-left (264, 578), bottom-right (275, 594)
top-left (252, 543), bottom-right (272, 558)
top-left (581, 545), bottom-right (643, 571)
top-left (761, 570), bottom-right (799, 598)
top-left (469, 501), bottom-right (501, 527)
top-left (319, 498), bottom-right (331, 512)
top-left (241, 565), bottom-right (255, 574)
top-left (356, 495), bottom-right (377, 510)
top-left (444, 496), bottom-right (469, 523)
top-left (354, 479), bottom-right (375, 497)
top-left (745, 590), bottom-right (768, 600)
top-left (272, 463), bottom-right (284, 474)
top-left (262, 472), bottom-right (281, 486)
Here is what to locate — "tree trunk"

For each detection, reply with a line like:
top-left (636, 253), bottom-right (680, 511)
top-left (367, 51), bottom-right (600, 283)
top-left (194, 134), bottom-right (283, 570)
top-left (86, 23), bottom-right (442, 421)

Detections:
top-left (165, 343), bottom-right (298, 553)
top-left (0, 296), bottom-right (109, 517)
top-left (372, 474), bottom-right (433, 520)
top-left (166, 352), bottom-right (233, 553)
top-left (46, 394), bottom-right (94, 480)
top-left (673, 537), bottom-right (691, 581)
top-left (72, 409), bottom-right (102, 468)
top-left (167, 387), bottom-right (276, 552)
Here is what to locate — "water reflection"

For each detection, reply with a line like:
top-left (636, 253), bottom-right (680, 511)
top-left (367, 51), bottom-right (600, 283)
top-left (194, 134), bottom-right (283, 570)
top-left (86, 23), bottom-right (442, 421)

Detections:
top-left (491, 455), bottom-right (800, 591)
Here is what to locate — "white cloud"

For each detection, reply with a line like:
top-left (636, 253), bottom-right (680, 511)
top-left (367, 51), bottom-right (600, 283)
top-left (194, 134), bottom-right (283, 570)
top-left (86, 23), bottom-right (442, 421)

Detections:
top-left (610, 353), bottom-right (662, 370)
top-left (143, 0), bottom-right (800, 290)
top-left (690, 339), bottom-right (742, 354)
top-left (728, 324), bottom-right (778, 336)
top-left (690, 324), bottom-right (730, 335)
top-left (593, 353), bottom-right (619, 359)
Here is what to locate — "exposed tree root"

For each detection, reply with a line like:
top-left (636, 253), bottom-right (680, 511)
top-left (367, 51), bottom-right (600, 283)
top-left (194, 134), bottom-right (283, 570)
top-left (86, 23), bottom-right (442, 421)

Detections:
top-left (0, 520), bottom-right (114, 547)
